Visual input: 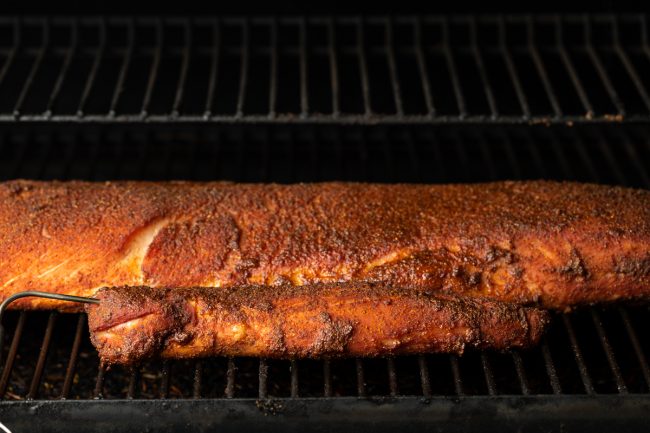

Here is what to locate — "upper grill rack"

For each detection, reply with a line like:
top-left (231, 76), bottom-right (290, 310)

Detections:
top-left (1, 15), bottom-right (650, 124)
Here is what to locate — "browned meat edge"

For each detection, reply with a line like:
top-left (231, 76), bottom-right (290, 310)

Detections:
top-left (87, 284), bottom-right (550, 365)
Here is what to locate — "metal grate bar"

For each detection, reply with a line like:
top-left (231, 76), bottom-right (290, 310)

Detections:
top-left (618, 307), bottom-right (650, 389)
top-left (193, 361), bottom-right (203, 398)
top-left (449, 355), bottom-right (464, 396)
top-left (470, 18), bottom-right (498, 118)
top-left (0, 312), bottom-right (26, 398)
top-left (418, 355), bottom-right (432, 397)
top-left (511, 352), bottom-right (530, 395)
top-left (385, 19), bottom-right (403, 116)
top-left (26, 311), bottom-right (57, 400)
top-left (323, 359), bottom-right (332, 397)
top-left (562, 315), bottom-right (595, 394)
top-left (108, 19), bottom-right (134, 116)
top-left (172, 19), bottom-right (192, 116)
top-left (611, 19), bottom-right (650, 113)
top-left (225, 358), bottom-right (235, 398)
top-left (159, 361), bottom-right (171, 399)
top-left (413, 18), bottom-right (435, 117)
top-left (583, 16), bottom-right (625, 115)
top-left (203, 19), bottom-right (220, 118)
top-left (541, 339), bottom-right (562, 394)
top-left (77, 18), bottom-right (106, 117)
top-left (387, 358), bottom-right (398, 397)
top-left (481, 353), bottom-right (497, 396)
top-left (527, 17), bottom-right (562, 117)
top-left (327, 18), bottom-right (340, 116)
top-left (290, 360), bottom-right (299, 398)
top-left (498, 17), bottom-right (530, 118)
top-left (590, 310), bottom-right (628, 394)
top-left (93, 364), bottom-right (105, 399)
top-left (258, 359), bottom-right (268, 399)
top-left (13, 19), bottom-right (50, 117)
top-left (1, 113), bottom-right (647, 124)
top-left (299, 17), bottom-right (309, 117)
top-left (356, 19), bottom-right (372, 116)
top-left (45, 20), bottom-right (78, 117)
top-left (235, 19), bottom-right (250, 117)
top-left (555, 18), bottom-right (594, 117)
top-left (140, 19), bottom-right (163, 118)
top-left (442, 20), bottom-right (467, 117)
top-left (60, 314), bottom-right (86, 399)
top-left (0, 19), bottom-right (20, 91)
top-left (268, 18), bottom-right (278, 117)
top-left (355, 359), bottom-right (366, 397)
top-left (127, 368), bottom-right (140, 399)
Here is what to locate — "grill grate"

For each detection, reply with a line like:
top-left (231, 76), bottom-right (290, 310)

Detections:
top-left (0, 125), bottom-right (649, 401)
top-left (1, 306), bottom-right (649, 400)
top-left (1, 15), bottom-right (650, 124)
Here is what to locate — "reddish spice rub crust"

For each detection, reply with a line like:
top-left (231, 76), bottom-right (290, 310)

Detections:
top-left (1, 180), bottom-right (649, 310)
top-left (87, 284), bottom-right (550, 365)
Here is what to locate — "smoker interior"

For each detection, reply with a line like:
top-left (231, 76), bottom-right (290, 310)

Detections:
top-left (0, 13), bottom-right (649, 433)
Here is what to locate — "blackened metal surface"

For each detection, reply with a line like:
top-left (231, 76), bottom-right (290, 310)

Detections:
top-left (0, 16), bottom-right (648, 125)
top-left (0, 396), bottom-right (649, 433)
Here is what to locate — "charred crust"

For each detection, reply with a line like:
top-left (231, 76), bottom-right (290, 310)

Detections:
top-left (614, 255), bottom-right (650, 278)
top-left (88, 284), bottom-right (550, 364)
top-left (557, 249), bottom-right (590, 280)
top-left (508, 265), bottom-right (524, 278)
top-left (309, 313), bottom-right (354, 356)
top-left (485, 246), bottom-right (514, 264)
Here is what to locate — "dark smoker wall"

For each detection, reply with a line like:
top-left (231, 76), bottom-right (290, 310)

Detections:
top-left (1, 0), bottom-right (647, 15)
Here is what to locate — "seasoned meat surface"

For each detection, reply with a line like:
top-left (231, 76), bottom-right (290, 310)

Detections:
top-left (87, 284), bottom-right (550, 364)
top-left (1, 180), bottom-right (649, 310)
